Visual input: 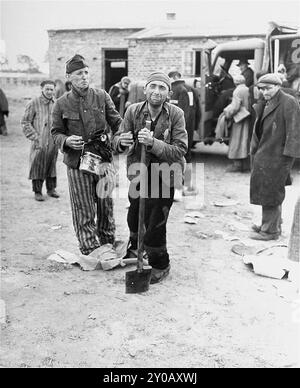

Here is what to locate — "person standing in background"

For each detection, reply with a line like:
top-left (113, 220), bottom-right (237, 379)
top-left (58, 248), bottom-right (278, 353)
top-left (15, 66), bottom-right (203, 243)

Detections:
top-left (0, 87), bottom-right (9, 136)
top-left (109, 76), bottom-right (131, 118)
top-left (237, 60), bottom-right (254, 87)
top-left (21, 80), bottom-right (59, 201)
top-left (250, 73), bottom-right (300, 241)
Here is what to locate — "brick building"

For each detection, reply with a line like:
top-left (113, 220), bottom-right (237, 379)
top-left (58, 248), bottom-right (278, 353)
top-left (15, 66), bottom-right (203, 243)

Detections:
top-left (48, 23), bottom-right (264, 90)
top-left (48, 27), bottom-right (143, 90)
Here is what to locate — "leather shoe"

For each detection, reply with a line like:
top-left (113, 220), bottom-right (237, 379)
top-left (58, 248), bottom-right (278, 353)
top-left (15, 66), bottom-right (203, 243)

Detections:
top-left (34, 193), bottom-right (45, 201)
top-left (251, 224), bottom-right (261, 233)
top-left (250, 231), bottom-right (280, 241)
top-left (47, 190), bottom-right (60, 198)
top-left (150, 265), bottom-right (170, 284)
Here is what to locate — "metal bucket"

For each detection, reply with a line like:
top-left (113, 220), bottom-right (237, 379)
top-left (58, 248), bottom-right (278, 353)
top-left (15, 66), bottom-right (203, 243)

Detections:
top-left (79, 151), bottom-right (103, 175)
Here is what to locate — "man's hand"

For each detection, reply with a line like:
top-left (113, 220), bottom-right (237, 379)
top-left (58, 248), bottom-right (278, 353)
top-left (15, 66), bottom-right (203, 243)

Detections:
top-left (138, 128), bottom-right (154, 147)
top-left (119, 132), bottom-right (134, 147)
top-left (65, 135), bottom-right (84, 150)
top-left (33, 138), bottom-right (41, 150)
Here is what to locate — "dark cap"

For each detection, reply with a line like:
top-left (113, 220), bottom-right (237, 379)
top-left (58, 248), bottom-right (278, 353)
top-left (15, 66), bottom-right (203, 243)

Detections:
top-left (66, 54), bottom-right (88, 74)
top-left (237, 59), bottom-right (250, 66)
top-left (256, 73), bottom-right (282, 87)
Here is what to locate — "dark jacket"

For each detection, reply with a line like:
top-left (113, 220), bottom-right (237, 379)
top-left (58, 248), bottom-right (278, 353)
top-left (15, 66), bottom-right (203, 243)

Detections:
top-left (51, 87), bottom-right (122, 168)
top-left (108, 82), bottom-right (129, 117)
top-left (113, 101), bottom-right (188, 184)
top-left (0, 88), bottom-right (9, 114)
top-left (250, 90), bottom-right (300, 206)
top-left (170, 80), bottom-right (200, 141)
top-left (0, 88), bottom-right (9, 125)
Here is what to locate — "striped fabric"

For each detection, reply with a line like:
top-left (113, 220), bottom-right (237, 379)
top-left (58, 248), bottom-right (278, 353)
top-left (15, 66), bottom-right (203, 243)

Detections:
top-left (67, 167), bottom-right (115, 255)
top-left (288, 197), bottom-right (300, 262)
top-left (21, 94), bottom-right (58, 180)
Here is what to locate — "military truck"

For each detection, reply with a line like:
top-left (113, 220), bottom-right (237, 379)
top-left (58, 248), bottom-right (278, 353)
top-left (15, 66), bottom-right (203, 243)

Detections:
top-left (191, 22), bottom-right (300, 143)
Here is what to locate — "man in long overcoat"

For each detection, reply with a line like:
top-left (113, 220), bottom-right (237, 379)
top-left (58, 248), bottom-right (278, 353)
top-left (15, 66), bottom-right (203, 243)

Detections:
top-left (21, 80), bottom-right (59, 201)
top-left (250, 73), bottom-right (300, 241)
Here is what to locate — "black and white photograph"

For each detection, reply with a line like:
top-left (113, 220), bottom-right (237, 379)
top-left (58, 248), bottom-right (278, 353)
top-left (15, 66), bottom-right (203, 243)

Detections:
top-left (0, 0), bottom-right (299, 370)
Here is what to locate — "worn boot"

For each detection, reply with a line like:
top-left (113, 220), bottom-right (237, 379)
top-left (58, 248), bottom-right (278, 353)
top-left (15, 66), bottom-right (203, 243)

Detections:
top-left (226, 160), bottom-right (242, 173)
top-left (34, 192), bottom-right (45, 202)
top-left (47, 189), bottom-right (60, 198)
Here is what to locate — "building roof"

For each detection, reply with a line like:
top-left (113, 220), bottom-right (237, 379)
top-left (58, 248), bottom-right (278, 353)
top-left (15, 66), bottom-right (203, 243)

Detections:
top-left (47, 22), bottom-right (145, 34)
top-left (127, 24), bottom-right (267, 40)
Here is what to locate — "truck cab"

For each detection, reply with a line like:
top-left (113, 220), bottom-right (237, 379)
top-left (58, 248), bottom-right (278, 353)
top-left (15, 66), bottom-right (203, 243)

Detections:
top-left (192, 23), bottom-right (300, 143)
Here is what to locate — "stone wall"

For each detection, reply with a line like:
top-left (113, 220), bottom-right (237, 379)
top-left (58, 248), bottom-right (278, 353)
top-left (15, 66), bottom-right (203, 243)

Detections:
top-left (127, 35), bottom-right (261, 81)
top-left (48, 28), bottom-right (264, 87)
top-left (48, 28), bottom-right (141, 88)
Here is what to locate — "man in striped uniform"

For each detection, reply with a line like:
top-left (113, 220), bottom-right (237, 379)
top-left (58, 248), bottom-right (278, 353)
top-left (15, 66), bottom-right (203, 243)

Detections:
top-left (21, 80), bottom-right (59, 201)
top-left (51, 54), bottom-right (122, 255)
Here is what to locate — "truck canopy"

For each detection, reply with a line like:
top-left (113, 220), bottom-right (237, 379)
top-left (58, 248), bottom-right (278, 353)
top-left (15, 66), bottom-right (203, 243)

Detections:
top-left (212, 38), bottom-right (265, 67)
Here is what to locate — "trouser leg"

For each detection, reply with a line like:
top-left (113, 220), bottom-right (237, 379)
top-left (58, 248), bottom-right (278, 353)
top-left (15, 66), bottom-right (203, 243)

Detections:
top-left (67, 168), bottom-right (100, 255)
top-left (127, 190), bottom-right (139, 250)
top-left (96, 197), bottom-right (116, 245)
top-left (46, 177), bottom-right (57, 191)
top-left (144, 187), bottom-right (175, 270)
top-left (261, 205), bottom-right (282, 235)
top-left (0, 123), bottom-right (7, 135)
top-left (32, 179), bottom-right (43, 193)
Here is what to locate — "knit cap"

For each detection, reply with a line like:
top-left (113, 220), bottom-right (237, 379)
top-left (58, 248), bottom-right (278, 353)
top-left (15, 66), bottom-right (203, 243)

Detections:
top-left (145, 71), bottom-right (171, 90)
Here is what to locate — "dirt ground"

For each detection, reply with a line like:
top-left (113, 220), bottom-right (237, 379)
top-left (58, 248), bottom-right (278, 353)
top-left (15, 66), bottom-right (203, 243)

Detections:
top-left (0, 84), bottom-right (299, 368)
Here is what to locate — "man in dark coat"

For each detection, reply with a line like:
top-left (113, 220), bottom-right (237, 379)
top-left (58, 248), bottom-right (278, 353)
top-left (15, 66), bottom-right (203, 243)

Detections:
top-left (237, 60), bottom-right (254, 88)
top-left (0, 88), bottom-right (9, 136)
top-left (113, 71), bottom-right (188, 284)
top-left (250, 73), bottom-right (300, 241)
top-left (108, 76), bottom-right (131, 118)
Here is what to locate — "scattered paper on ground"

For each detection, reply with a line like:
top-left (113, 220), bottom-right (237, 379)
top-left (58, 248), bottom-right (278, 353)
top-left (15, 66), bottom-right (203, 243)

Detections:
top-left (215, 230), bottom-right (240, 241)
top-left (0, 299), bottom-right (6, 324)
top-left (50, 225), bottom-right (63, 230)
top-left (213, 200), bottom-right (239, 207)
top-left (184, 197), bottom-right (205, 210)
top-left (239, 245), bottom-right (299, 282)
top-left (47, 241), bottom-right (148, 271)
top-left (228, 220), bottom-right (249, 232)
top-left (196, 232), bottom-right (209, 239)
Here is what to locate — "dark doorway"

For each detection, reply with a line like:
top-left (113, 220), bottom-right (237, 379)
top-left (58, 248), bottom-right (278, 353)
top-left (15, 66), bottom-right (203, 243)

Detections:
top-left (195, 51), bottom-right (201, 77)
top-left (104, 49), bottom-right (128, 92)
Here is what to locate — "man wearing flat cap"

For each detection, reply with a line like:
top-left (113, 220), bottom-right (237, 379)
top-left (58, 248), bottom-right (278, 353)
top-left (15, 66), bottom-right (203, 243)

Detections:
top-left (113, 71), bottom-right (188, 284)
top-left (21, 79), bottom-right (59, 201)
top-left (237, 59), bottom-right (254, 87)
top-left (250, 73), bottom-right (300, 241)
top-left (51, 54), bottom-right (122, 255)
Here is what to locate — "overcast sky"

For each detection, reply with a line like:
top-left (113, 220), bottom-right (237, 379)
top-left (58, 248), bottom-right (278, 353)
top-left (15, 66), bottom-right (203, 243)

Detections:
top-left (1, 0), bottom-right (299, 72)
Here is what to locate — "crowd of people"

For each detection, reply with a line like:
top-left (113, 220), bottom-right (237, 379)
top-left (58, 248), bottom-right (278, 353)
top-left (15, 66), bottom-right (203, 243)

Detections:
top-left (1, 52), bottom-right (299, 284)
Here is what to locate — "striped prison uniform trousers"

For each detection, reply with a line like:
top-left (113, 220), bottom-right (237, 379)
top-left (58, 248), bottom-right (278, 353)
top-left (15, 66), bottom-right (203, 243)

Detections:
top-left (67, 167), bottom-right (115, 255)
